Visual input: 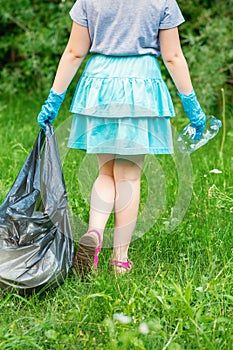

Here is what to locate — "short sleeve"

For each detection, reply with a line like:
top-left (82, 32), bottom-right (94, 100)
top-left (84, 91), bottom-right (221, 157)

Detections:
top-left (69, 0), bottom-right (88, 27)
top-left (159, 0), bottom-right (185, 29)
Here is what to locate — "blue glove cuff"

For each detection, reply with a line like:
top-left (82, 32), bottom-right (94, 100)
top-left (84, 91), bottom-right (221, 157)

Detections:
top-left (49, 88), bottom-right (66, 103)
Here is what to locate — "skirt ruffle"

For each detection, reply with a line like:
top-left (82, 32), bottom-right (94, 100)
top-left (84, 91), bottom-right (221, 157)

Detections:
top-left (68, 115), bottom-right (174, 155)
top-left (70, 54), bottom-right (175, 118)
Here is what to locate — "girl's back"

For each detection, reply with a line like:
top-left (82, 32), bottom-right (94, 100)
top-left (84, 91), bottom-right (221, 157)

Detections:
top-left (70, 0), bottom-right (184, 56)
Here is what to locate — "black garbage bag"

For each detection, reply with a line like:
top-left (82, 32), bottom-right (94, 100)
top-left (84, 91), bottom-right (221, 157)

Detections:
top-left (0, 124), bottom-right (74, 294)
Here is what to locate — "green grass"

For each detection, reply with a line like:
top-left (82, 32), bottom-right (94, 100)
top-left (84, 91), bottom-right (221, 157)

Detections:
top-left (0, 93), bottom-right (233, 349)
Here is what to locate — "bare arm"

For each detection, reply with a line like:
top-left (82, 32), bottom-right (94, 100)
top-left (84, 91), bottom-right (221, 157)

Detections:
top-left (159, 27), bottom-right (192, 94)
top-left (52, 21), bottom-right (91, 94)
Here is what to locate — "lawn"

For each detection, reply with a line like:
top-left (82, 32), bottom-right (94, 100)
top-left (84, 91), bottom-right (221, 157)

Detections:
top-left (0, 92), bottom-right (232, 349)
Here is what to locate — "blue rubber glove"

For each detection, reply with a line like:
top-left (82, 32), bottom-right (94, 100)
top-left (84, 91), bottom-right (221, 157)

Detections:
top-left (37, 88), bottom-right (66, 131)
top-left (177, 89), bottom-right (206, 140)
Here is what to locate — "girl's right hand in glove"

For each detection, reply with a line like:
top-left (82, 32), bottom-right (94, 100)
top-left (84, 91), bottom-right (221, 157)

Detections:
top-left (178, 89), bottom-right (206, 140)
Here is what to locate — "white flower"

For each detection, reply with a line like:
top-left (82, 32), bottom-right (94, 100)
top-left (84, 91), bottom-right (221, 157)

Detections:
top-left (209, 169), bottom-right (222, 174)
top-left (113, 313), bottom-right (132, 324)
top-left (139, 322), bottom-right (149, 335)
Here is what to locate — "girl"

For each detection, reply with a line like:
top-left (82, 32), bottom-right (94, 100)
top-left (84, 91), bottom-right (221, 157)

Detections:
top-left (37, 0), bottom-right (206, 276)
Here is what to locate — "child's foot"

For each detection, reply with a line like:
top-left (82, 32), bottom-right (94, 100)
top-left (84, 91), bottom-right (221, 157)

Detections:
top-left (74, 229), bottom-right (102, 279)
top-left (110, 258), bottom-right (134, 274)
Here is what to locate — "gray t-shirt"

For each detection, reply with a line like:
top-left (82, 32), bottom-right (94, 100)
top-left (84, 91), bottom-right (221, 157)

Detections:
top-left (69, 0), bottom-right (185, 57)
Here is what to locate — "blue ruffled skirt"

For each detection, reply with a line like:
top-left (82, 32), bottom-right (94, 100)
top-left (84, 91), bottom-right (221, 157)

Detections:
top-left (68, 54), bottom-right (175, 154)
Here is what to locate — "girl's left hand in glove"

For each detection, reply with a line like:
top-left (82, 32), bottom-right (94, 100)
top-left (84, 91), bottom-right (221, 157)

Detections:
top-left (37, 89), bottom-right (66, 131)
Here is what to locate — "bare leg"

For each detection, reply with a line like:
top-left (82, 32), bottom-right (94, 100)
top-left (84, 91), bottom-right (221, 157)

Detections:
top-left (74, 154), bottom-right (115, 277)
top-left (88, 154), bottom-right (115, 240)
top-left (112, 155), bottom-right (144, 272)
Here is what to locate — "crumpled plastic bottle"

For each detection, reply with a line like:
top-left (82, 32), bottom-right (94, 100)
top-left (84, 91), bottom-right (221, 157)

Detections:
top-left (177, 115), bottom-right (222, 154)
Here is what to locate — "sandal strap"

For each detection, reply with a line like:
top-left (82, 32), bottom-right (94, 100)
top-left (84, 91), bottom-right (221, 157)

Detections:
top-left (88, 230), bottom-right (102, 270)
top-left (110, 259), bottom-right (134, 270)
top-left (93, 245), bottom-right (102, 270)
top-left (88, 229), bottom-right (102, 246)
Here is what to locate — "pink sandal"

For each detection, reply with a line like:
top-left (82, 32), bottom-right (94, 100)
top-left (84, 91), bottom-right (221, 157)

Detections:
top-left (110, 259), bottom-right (134, 273)
top-left (74, 229), bottom-right (102, 278)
